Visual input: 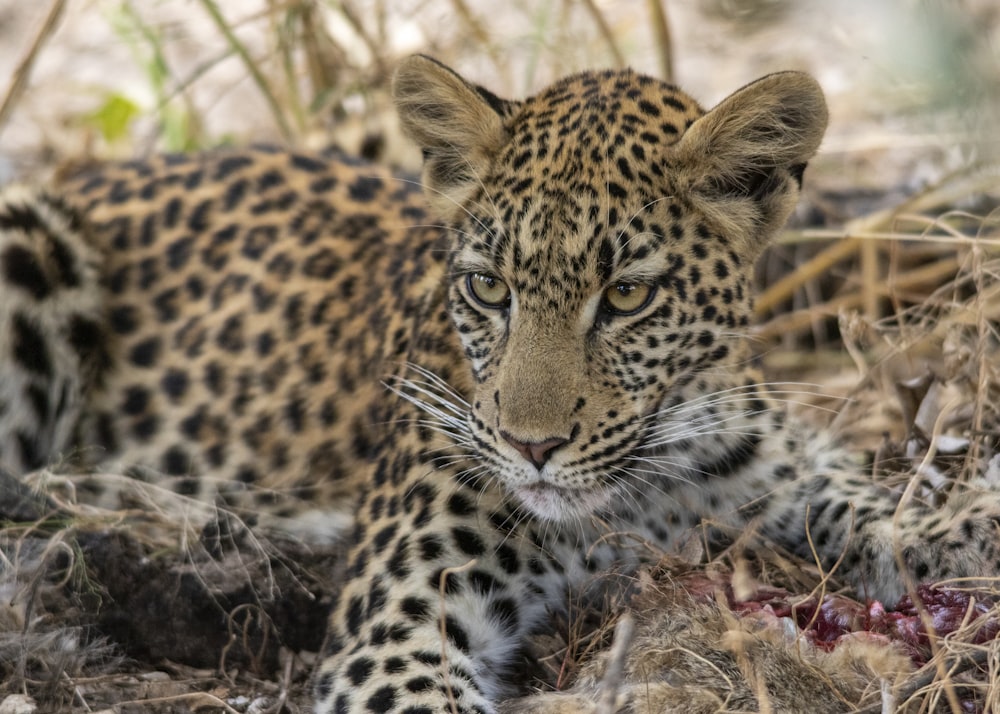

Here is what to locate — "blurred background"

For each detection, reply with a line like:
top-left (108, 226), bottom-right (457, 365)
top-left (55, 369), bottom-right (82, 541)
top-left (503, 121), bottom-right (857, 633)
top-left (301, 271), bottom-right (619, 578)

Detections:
top-left (1, 0), bottom-right (997, 188)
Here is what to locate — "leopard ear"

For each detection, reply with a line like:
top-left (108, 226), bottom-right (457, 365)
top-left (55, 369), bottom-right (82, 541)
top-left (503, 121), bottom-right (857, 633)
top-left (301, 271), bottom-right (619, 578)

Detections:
top-left (393, 55), bottom-right (517, 222)
top-left (673, 71), bottom-right (828, 256)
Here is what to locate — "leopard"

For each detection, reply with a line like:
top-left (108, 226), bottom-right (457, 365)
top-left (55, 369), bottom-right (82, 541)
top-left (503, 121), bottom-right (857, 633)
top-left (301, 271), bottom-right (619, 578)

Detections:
top-left (2, 55), bottom-right (999, 714)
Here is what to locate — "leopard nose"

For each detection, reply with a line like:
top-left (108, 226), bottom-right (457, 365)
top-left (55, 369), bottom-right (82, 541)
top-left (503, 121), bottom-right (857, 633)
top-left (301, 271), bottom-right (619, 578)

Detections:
top-left (501, 432), bottom-right (568, 470)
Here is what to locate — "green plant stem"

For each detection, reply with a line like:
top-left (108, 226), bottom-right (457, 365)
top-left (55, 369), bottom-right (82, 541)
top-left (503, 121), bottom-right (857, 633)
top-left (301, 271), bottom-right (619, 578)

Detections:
top-left (197, 0), bottom-right (294, 142)
top-left (647, 0), bottom-right (673, 82)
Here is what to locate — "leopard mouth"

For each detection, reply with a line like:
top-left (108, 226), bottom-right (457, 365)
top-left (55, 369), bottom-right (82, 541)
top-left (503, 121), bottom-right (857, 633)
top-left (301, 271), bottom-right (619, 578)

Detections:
top-left (511, 479), bottom-right (612, 522)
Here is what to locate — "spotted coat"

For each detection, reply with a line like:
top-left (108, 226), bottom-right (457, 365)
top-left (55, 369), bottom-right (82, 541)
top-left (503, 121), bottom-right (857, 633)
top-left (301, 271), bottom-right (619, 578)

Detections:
top-left (1, 56), bottom-right (999, 714)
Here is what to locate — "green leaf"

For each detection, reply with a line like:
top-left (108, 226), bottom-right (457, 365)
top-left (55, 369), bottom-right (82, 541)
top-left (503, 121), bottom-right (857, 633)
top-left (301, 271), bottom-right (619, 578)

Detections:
top-left (85, 93), bottom-right (141, 143)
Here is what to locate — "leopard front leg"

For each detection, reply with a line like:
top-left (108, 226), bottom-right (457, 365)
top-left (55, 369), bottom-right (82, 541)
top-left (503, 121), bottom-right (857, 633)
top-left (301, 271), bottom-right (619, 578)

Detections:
top-left (313, 477), bottom-right (555, 714)
top-left (764, 467), bottom-right (1000, 603)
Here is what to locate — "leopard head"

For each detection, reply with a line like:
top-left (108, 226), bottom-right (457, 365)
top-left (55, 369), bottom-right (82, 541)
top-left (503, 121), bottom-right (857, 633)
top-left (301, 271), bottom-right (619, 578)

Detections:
top-left (394, 56), bottom-right (827, 521)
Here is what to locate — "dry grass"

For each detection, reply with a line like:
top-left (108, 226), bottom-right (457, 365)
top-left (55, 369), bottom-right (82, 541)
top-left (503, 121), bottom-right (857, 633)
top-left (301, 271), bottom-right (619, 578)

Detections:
top-left (503, 178), bottom-right (1000, 711)
top-left (1, 473), bottom-right (337, 711)
top-left (0, 0), bottom-right (685, 168)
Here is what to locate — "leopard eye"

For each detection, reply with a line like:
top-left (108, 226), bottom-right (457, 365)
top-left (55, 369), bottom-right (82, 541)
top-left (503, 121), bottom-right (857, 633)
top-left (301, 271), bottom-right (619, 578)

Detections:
top-left (467, 272), bottom-right (511, 308)
top-left (602, 282), bottom-right (654, 315)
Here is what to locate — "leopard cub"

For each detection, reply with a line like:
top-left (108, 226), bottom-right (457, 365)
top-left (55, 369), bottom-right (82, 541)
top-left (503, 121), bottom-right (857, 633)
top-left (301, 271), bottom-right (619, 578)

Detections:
top-left (1, 56), bottom-right (997, 714)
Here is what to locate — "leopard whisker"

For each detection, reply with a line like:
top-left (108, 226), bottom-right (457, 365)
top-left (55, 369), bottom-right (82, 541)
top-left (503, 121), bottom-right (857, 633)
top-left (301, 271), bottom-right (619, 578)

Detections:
top-left (402, 413), bottom-right (469, 440)
top-left (617, 456), bottom-right (704, 488)
top-left (622, 460), bottom-right (725, 489)
top-left (428, 453), bottom-right (482, 469)
top-left (638, 415), bottom-right (766, 448)
top-left (388, 377), bottom-right (470, 414)
top-left (388, 174), bottom-right (502, 243)
top-left (644, 384), bottom-right (845, 428)
top-left (385, 368), bottom-right (473, 442)
top-left (398, 364), bottom-right (472, 405)
top-left (603, 468), bottom-right (651, 512)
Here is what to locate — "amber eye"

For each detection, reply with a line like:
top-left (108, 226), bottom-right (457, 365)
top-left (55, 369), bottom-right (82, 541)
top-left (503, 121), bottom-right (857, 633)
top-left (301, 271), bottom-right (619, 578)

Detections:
top-left (603, 282), bottom-right (654, 315)
top-left (467, 272), bottom-right (511, 308)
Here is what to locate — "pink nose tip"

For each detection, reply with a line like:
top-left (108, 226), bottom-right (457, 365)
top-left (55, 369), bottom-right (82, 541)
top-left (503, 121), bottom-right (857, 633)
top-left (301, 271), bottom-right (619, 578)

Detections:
top-left (501, 432), bottom-right (567, 470)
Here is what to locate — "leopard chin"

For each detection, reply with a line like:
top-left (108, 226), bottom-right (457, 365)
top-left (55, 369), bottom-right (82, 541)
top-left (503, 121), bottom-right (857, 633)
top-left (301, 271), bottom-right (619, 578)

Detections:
top-left (510, 478), bottom-right (613, 522)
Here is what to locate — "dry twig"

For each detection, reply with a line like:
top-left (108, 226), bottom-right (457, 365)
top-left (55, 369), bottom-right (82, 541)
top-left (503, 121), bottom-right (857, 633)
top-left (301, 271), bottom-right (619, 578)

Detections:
top-left (0, 0), bottom-right (67, 137)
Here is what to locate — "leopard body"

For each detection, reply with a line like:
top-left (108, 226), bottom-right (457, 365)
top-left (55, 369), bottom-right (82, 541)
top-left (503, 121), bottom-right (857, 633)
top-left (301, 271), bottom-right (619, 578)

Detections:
top-left (1, 56), bottom-right (998, 713)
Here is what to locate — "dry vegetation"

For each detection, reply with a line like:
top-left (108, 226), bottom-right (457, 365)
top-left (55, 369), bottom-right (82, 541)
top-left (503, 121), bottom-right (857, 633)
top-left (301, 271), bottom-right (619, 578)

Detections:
top-left (1, 1), bottom-right (999, 712)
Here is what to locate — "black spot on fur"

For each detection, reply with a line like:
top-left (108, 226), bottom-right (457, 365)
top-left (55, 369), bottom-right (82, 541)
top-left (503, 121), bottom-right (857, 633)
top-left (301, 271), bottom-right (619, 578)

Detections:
top-left (129, 336), bottom-right (161, 367)
top-left (16, 431), bottom-right (39, 469)
top-left (372, 523), bottom-right (398, 555)
top-left (387, 537), bottom-right (412, 580)
top-left (430, 567), bottom-right (462, 595)
top-left (0, 202), bottom-right (43, 231)
top-left (495, 544), bottom-right (520, 578)
top-left (166, 237), bottom-right (194, 270)
top-left (26, 384), bottom-right (48, 423)
top-left (122, 385), bottom-right (149, 415)
top-left (345, 595), bottom-right (364, 636)
top-left (694, 434), bottom-right (762, 480)
top-left (443, 615), bottom-right (470, 651)
top-left (46, 236), bottom-right (81, 288)
top-left (162, 445), bottom-right (190, 475)
top-left (383, 657), bottom-right (407, 675)
top-left (290, 153), bottom-right (326, 172)
top-left (369, 621), bottom-right (412, 645)
top-left (214, 155), bottom-right (253, 180)
top-left (348, 176), bottom-right (383, 202)
top-left (489, 597), bottom-right (519, 632)
top-left (452, 526), bottom-right (486, 556)
top-left (161, 369), bottom-right (189, 400)
top-left (256, 169), bottom-right (285, 191)
top-left (107, 180), bottom-right (133, 204)
top-left (366, 685), bottom-right (397, 713)
top-left (223, 179), bottom-right (249, 210)
top-left (400, 596), bottom-right (431, 621)
top-left (180, 410), bottom-right (205, 439)
top-left (346, 657), bottom-right (375, 687)
top-left (4, 246), bottom-right (50, 299)
top-left (153, 287), bottom-right (179, 322)
top-left (468, 569), bottom-right (500, 594)
top-left (68, 315), bottom-right (106, 367)
top-left (447, 491), bottom-right (475, 517)
top-left (176, 477), bottom-right (198, 496)
top-left (411, 650), bottom-right (441, 667)
top-left (217, 315), bottom-right (244, 352)
top-left (405, 677), bottom-right (435, 693)
top-left (309, 176), bottom-right (337, 194)
top-left (162, 197), bottom-right (183, 229)
top-left (242, 226), bottom-right (277, 260)
top-left (12, 313), bottom-right (52, 377)
top-left (313, 672), bottom-right (333, 700)
top-left (203, 361), bottom-right (226, 396)
top-left (418, 535), bottom-right (444, 561)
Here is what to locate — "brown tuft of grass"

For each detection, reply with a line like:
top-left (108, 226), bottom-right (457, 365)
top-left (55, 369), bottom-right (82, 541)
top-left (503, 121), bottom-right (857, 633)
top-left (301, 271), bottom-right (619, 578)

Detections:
top-left (0, 470), bottom-right (340, 711)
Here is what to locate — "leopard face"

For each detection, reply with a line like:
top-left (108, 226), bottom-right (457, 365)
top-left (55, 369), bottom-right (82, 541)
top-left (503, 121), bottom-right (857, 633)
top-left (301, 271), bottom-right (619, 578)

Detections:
top-left (395, 58), bottom-right (827, 521)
